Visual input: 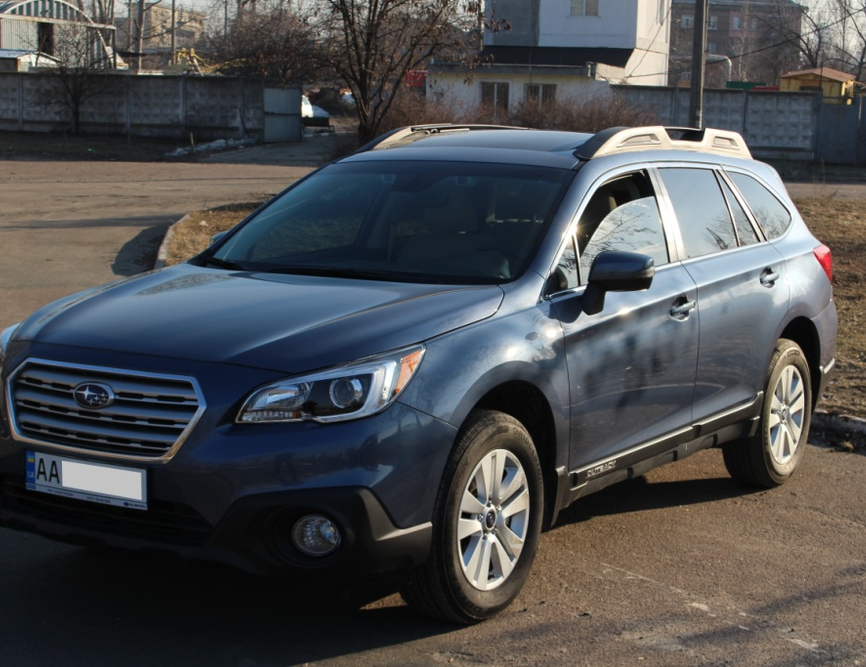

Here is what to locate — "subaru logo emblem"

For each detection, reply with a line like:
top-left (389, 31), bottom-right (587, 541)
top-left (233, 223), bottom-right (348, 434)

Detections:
top-left (73, 383), bottom-right (115, 410)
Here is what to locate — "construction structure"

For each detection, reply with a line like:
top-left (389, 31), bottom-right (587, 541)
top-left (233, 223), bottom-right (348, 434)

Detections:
top-left (115, 2), bottom-right (206, 70)
top-left (0, 0), bottom-right (118, 68)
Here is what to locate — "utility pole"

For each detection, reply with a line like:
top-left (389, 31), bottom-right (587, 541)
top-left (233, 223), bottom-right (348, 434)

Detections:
top-left (689, 0), bottom-right (708, 129)
top-left (171, 0), bottom-right (176, 65)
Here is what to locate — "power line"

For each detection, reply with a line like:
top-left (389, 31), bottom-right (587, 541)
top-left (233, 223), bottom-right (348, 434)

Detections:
top-left (623, 1), bottom-right (675, 80)
top-left (624, 8), bottom-right (854, 81)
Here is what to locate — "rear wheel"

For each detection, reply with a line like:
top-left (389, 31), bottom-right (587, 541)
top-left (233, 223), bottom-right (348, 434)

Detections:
top-left (723, 339), bottom-right (811, 487)
top-left (400, 410), bottom-right (543, 623)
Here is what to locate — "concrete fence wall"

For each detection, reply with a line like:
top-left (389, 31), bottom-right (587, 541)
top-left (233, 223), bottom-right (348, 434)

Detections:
top-left (2, 72), bottom-right (863, 164)
top-left (612, 85), bottom-right (821, 162)
top-left (0, 73), bottom-right (268, 141)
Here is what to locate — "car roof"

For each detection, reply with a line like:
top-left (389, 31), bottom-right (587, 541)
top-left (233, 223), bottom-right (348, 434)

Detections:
top-left (339, 124), bottom-right (755, 171)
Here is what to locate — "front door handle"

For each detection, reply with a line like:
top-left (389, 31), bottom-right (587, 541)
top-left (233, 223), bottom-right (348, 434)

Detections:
top-left (670, 296), bottom-right (696, 320)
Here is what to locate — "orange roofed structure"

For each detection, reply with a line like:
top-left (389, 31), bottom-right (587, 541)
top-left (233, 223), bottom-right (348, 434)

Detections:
top-left (780, 67), bottom-right (861, 104)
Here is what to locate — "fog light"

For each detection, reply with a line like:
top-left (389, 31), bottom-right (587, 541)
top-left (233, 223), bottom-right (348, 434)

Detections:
top-left (292, 514), bottom-right (342, 557)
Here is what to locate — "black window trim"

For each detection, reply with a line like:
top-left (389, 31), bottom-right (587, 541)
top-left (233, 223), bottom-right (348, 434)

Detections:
top-left (716, 168), bottom-right (768, 245)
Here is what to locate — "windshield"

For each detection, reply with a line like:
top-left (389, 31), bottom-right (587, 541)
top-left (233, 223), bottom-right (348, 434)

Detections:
top-left (208, 160), bottom-right (573, 284)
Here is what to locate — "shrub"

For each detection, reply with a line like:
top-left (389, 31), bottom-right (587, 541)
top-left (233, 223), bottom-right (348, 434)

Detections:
top-left (376, 87), bottom-right (656, 136)
top-left (507, 93), bottom-right (657, 133)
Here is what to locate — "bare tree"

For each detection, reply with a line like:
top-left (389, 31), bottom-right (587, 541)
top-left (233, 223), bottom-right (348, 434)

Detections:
top-left (75, 0), bottom-right (116, 64)
top-left (824, 0), bottom-right (866, 80)
top-left (758, 0), bottom-right (866, 80)
top-left (37, 22), bottom-right (120, 134)
top-left (760, 0), bottom-right (828, 71)
top-left (125, 0), bottom-right (204, 71)
top-left (311, 0), bottom-right (489, 143)
top-left (207, 0), bottom-right (319, 82)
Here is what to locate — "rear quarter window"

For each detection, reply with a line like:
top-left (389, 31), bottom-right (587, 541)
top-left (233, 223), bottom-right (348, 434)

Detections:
top-left (728, 172), bottom-right (792, 239)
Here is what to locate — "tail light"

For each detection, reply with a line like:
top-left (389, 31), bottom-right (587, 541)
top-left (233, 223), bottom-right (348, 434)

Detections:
top-left (813, 243), bottom-right (833, 283)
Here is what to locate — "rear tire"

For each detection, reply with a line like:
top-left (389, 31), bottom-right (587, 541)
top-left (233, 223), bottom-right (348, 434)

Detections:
top-left (723, 339), bottom-right (811, 488)
top-left (400, 410), bottom-right (543, 624)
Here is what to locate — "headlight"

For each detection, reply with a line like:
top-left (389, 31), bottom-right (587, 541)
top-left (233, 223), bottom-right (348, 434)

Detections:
top-left (238, 346), bottom-right (425, 424)
top-left (0, 323), bottom-right (22, 366)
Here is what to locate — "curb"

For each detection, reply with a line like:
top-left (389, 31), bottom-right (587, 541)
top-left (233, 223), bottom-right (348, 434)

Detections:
top-left (154, 213), bottom-right (191, 270)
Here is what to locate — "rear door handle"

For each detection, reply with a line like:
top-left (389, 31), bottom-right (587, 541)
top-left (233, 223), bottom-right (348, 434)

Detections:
top-left (670, 296), bottom-right (696, 320)
top-left (760, 268), bottom-right (780, 287)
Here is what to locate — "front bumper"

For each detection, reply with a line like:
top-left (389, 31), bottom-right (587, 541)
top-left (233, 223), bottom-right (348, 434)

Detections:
top-left (0, 477), bottom-right (431, 575)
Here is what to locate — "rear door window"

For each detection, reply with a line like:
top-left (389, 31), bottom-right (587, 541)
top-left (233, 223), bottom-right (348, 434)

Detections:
top-left (658, 168), bottom-right (737, 259)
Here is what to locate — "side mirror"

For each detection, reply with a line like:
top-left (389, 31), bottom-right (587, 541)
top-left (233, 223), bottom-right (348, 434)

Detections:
top-left (583, 251), bottom-right (655, 315)
top-left (210, 231), bottom-right (228, 246)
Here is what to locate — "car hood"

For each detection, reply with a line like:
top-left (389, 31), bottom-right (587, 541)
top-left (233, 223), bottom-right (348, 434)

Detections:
top-left (16, 264), bottom-right (504, 373)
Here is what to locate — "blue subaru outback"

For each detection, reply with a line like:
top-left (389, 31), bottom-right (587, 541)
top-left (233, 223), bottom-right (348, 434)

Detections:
top-left (0, 125), bottom-right (837, 622)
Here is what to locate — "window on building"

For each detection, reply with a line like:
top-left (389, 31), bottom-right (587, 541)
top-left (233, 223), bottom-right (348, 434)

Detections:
top-left (708, 42), bottom-right (718, 54)
top-left (571, 0), bottom-right (599, 16)
top-left (749, 17), bottom-right (759, 30)
top-left (525, 84), bottom-right (557, 106)
top-left (682, 15), bottom-right (694, 29)
top-left (708, 15), bottom-right (718, 30)
top-left (481, 82), bottom-right (510, 120)
top-left (38, 22), bottom-right (55, 56)
top-left (732, 16), bottom-right (742, 31)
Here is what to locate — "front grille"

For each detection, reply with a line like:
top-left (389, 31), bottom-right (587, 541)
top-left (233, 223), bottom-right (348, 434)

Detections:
top-left (7, 359), bottom-right (206, 461)
top-left (1, 476), bottom-right (212, 545)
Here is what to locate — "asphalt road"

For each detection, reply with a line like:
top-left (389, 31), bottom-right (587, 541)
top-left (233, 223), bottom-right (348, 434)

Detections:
top-left (0, 155), bottom-right (864, 667)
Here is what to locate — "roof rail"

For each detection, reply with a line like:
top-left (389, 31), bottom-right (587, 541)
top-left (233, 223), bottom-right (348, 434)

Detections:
top-left (355, 123), bottom-right (526, 153)
top-left (576, 126), bottom-right (752, 160)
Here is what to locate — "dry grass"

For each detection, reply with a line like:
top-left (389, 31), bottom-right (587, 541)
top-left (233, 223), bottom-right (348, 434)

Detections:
top-left (162, 203), bottom-right (264, 267)
top-left (164, 196), bottom-right (863, 425)
top-left (795, 198), bottom-right (865, 419)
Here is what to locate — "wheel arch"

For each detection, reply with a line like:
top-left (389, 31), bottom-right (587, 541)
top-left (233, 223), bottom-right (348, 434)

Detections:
top-left (472, 381), bottom-right (561, 528)
top-left (779, 316), bottom-right (821, 409)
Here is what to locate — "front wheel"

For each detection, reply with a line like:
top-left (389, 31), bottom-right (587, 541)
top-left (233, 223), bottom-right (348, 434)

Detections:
top-left (723, 339), bottom-right (812, 487)
top-left (400, 410), bottom-right (544, 623)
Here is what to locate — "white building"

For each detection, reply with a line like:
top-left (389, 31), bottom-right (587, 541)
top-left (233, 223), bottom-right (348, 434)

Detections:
top-left (428, 0), bottom-right (670, 113)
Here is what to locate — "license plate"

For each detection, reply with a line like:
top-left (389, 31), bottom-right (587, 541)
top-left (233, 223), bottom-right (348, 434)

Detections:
top-left (26, 451), bottom-right (147, 510)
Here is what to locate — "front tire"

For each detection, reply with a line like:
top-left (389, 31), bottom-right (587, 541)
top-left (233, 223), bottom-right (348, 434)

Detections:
top-left (723, 339), bottom-right (812, 487)
top-left (400, 410), bottom-right (543, 623)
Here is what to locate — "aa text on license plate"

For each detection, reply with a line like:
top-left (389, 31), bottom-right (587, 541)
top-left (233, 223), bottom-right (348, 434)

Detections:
top-left (26, 451), bottom-right (147, 510)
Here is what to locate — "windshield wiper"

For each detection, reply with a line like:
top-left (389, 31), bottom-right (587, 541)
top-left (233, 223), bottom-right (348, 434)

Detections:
top-left (201, 257), bottom-right (248, 271)
top-left (262, 266), bottom-right (452, 284)
top-left (262, 266), bottom-right (386, 279)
